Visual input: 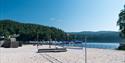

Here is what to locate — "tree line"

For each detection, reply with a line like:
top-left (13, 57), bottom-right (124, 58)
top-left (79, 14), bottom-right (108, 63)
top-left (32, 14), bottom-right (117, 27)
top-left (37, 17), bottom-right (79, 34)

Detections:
top-left (0, 19), bottom-right (68, 42)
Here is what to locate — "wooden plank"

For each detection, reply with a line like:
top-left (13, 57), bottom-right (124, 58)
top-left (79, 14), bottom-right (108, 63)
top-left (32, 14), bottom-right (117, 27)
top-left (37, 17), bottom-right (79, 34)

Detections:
top-left (37, 48), bottom-right (67, 53)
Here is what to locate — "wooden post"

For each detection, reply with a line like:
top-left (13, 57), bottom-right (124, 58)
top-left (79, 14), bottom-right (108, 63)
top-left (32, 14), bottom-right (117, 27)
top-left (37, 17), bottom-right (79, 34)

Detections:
top-left (37, 32), bottom-right (39, 50)
top-left (85, 36), bottom-right (87, 63)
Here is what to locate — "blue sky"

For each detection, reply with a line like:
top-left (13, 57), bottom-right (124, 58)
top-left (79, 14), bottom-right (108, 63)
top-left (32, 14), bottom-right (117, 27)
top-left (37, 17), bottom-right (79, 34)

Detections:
top-left (0, 0), bottom-right (125, 32)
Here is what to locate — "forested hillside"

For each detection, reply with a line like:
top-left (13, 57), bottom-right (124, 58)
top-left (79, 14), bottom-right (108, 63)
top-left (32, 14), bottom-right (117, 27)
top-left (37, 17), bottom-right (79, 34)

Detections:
top-left (0, 19), bottom-right (122, 43)
top-left (0, 19), bottom-right (66, 41)
top-left (68, 31), bottom-right (122, 42)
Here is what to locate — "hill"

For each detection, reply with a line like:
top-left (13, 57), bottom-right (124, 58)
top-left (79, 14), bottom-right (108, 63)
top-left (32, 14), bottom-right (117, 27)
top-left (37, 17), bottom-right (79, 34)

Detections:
top-left (68, 31), bottom-right (122, 42)
top-left (0, 19), bottom-right (66, 41)
top-left (0, 19), bottom-right (122, 43)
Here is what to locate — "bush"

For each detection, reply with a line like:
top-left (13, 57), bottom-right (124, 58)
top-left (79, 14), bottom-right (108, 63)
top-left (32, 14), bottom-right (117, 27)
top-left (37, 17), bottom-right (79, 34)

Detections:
top-left (118, 45), bottom-right (125, 50)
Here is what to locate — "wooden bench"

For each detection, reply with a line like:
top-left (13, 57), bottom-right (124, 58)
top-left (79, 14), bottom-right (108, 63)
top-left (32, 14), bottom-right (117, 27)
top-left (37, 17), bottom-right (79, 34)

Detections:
top-left (37, 48), bottom-right (67, 53)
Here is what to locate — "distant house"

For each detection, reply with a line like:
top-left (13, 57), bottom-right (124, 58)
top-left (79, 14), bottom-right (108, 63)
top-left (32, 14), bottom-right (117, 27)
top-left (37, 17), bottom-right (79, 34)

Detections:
top-left (10, 38), bottom-right (16, 42)
top-left (0, 36), bottom-right (4, 38)
top-left (0, 36), bottom-right (4, 47)
top-left (10, 38), bottom-right (19, 48)
top-left (0, 36), bottom-right (4, 40)
top-left (1, 34), bottom-right (20, 48)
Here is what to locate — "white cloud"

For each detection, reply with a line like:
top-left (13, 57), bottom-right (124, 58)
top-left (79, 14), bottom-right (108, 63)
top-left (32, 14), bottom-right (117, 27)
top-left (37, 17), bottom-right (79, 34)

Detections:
top-left (50, 18), bottom-right (63, 22)
top-left (50, 18), bottom-right (56, 21)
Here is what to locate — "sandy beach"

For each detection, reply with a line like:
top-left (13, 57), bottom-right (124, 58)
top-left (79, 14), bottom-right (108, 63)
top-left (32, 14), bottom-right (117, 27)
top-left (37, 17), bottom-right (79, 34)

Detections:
top-left (0, 45), bottom-right (125, 63)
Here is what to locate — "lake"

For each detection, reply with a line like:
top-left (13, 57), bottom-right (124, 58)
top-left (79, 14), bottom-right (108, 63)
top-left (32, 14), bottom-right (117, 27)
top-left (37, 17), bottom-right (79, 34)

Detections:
top-left (62, 43), bottom-right (120, 49)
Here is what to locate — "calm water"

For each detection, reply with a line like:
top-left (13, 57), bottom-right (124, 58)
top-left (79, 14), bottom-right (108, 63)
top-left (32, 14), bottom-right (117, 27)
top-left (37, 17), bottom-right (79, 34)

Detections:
top-left (62, 43), bottom-right (120, 49)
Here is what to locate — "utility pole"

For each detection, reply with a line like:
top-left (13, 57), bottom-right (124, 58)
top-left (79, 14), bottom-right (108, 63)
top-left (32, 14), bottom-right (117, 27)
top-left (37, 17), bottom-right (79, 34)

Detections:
top-left (37, 32), bottom-right (39, 50)
top-left (85, 36), bottom-right (87, 63)
top-left (49, 35), bottom-right (51, 48)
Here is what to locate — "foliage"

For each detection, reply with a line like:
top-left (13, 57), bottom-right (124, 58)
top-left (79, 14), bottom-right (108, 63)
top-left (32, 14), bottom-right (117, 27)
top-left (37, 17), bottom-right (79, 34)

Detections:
top-left (68, 31), bottom-right (122, 42)
top-left (117, 5), bottom-right (125, 37)
top-left (0, 19), bottom-right (67, 42)
top-left (117, 5), bottom-right (125, 50)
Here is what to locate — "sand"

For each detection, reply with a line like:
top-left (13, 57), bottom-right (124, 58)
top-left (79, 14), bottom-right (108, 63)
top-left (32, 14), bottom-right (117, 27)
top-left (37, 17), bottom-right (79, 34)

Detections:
top-left (0, 45), bottom-right (125, 63)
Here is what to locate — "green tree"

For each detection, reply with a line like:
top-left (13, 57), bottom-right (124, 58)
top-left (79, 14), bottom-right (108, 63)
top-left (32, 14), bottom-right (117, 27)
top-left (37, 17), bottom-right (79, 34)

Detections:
top-left (0, 19), bottom-right (67, 43)
top-left (117, 5), bottom-right (125, 50)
